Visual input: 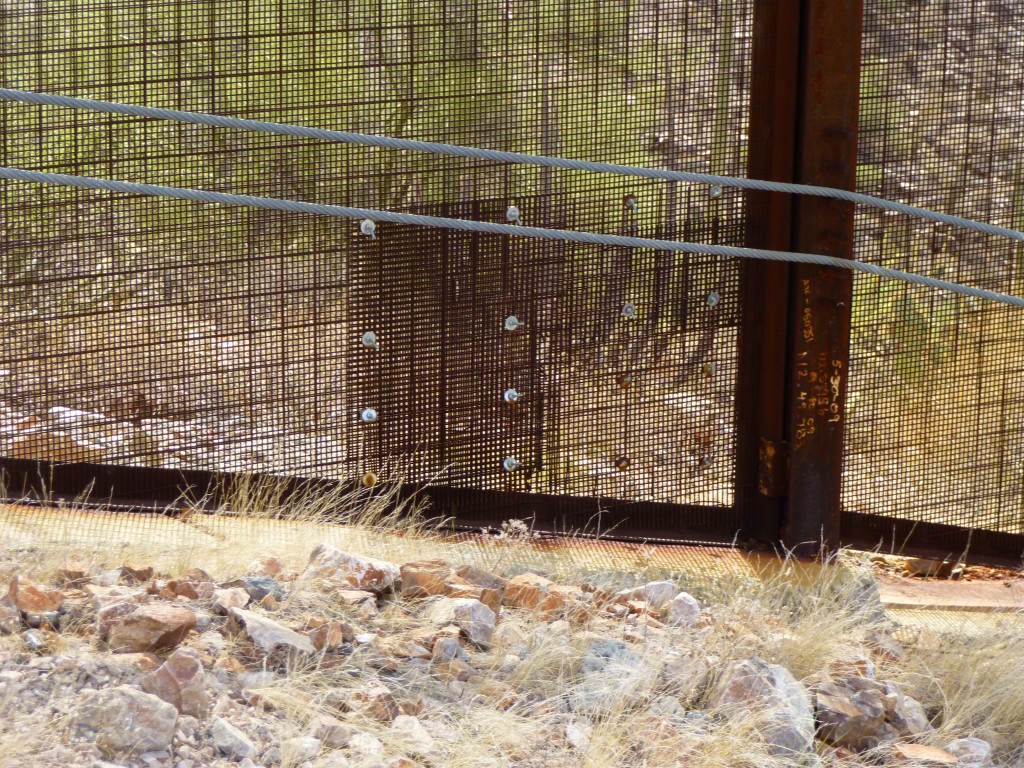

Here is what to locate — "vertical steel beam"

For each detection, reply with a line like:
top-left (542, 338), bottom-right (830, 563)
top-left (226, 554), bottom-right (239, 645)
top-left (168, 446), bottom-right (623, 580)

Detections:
top-left (784, 0), bottom-right (862, 556)
top-left (737, 0), bottom-right (801, 546)
top-left (740, 0), bottom-right (862, 556)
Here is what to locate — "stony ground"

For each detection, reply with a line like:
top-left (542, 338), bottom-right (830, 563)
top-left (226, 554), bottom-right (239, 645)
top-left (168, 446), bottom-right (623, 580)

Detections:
top-left (0, 530), bottom-right (1019, 768)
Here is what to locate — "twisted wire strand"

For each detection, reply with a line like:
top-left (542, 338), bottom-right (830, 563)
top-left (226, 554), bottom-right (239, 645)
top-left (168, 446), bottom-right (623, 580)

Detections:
top-left (2, 165), bottom-right (1022, 309)
top-left (1, 87), bottom-right (1023, 243)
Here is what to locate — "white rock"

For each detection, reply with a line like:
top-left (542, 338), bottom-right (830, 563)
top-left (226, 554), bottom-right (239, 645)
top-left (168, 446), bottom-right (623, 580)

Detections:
top-left (301, 543), bottom-right (400, 593)
top-left (212, 587), bottom-right (250, 614)
top-left (211, 717), bottom-right (255, 759)
top-left (945, 737), bottom-right (993, 768)
top-left (616, 580), bottom-right (677, 607)
top-left (347, 731), bottom-right (384, 757)
top-left (421, 596), bottom-right (496, 648)
top-left (665, 592), bottom-right (701, 627)
top-left (280, 736), bottom-right (321, 762)
top-left (572, 639), bottom-right (657, 715)
top-left (391, 714), bottom-right (437, 756)
top-left (228, 607), bottom-right (315, 660)
top-left (565, 721), bottom-right (592, 750)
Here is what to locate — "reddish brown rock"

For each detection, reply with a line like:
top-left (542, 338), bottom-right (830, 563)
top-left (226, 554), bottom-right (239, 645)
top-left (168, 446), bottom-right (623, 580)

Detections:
top-left (55, 565), bottom-right (90, 586)
top-left (120, 564), bottom-right (155, 584)
top-left (302, 544), bottom-right (400, 593)
top-left (140, 648), bottom-right (209, 718)
top-left (400, 560), bottom-right (459, 597)
top-left (247, 555), bottom-right (284, 577)
top-left (478, 587), bottom-right (503, 614)
top-left (107, 603), bottom-right (197, 653)
top-left (455, 564), bottom-right (508, 591)
top-left (503, 573), bottom-right (567, 619)
top-left (308, 620), bottom-right (354, 652)
top-left (349, 682), bottom-right (401, 722)
top-left (8, 575), bottom-right (63, 614)
top-left (815, 679), bottom-right (887, 750)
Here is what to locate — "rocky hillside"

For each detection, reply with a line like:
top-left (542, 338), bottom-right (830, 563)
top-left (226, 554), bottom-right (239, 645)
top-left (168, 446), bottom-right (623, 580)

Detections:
top-left (0, 538), bottom-right (1017, 768)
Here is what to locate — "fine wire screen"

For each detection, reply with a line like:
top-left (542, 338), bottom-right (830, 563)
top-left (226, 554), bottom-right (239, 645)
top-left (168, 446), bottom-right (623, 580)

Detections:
top-left (847, 1), bottom-right (1024, 535)
top-left (0, 1), bottom-right (754, 518)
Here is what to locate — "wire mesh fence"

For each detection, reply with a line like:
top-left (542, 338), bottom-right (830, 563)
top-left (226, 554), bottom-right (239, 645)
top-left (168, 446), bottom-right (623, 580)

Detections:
top-left (0, 0), bottom-right (753, 519)
top-left (1, 0), bottom-right (1023, 556)
top-left (846, 0), bottom-right (1024, 536)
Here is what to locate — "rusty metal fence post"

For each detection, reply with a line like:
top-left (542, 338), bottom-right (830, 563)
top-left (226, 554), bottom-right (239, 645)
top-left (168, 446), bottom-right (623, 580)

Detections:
top-left (739, 0), bottom-right (863, 557)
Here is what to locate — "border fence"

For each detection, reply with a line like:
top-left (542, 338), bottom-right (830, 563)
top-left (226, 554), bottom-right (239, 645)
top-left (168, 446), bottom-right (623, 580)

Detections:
top-left (1, 0), bottom-right (1023, 566)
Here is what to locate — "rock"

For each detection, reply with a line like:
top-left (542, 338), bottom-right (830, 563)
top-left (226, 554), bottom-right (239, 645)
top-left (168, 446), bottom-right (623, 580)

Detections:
top-left (107, 603), bottom-right (196, 653)
top-left (707, 657), bottom-right (815, 757)
top-left (391, 715), bottom-right (437, 756)
top-left (212, 587), bottom-right (250, 614)
top-left (865, 630), bottom-right (905, 664)
top-left (96, 601), bottom-right (140, 639)
top-left (885, 682), bottom-right (934, 737)
top-left (350, 682), bottom-right (401, 722)
top-left (904, 558), bottom-right (957, 578)
top-left (942, 741), bottom-right (991, 768)
top-left (211, 717), bottom-right (255, 759)
top-left (67, 686), bottom-right (178, 754)
top-left (565, 721), bottom-right (592, 750)
top-left (247, 556), bottom-right (284, 578)
top-left (120, 564), bottom-right (155, 584)
top-left (21, 628), bottom-right (49, 652)
top-left (8, 575), bottom-right (63, 613)
top-left (891, 742), bottom-right (957, 765)
top-left (86, 584), bottom-right (145, 610)
top-left (0, 594), bottom-right (19, 634)
top-left (139, 648), bottom-right (209, 718)
top-left (280, 736), bottom-right (321, 762)
top-left (828, 655), bottom-right (876, 680)
top-left (664, 592), bottom-right (701, 628)
top-left (222, 576), bottom-right (285, 604)
top-left (455, 564), bottom-right (508, 590)
top-left (308, 620), bottom-right (355, 652)
top-left (55, 565), bottom-right (90, 586)
top-left (227, 607), bottom-right (315, 660)
top-left (347, 731), bottom-right (384, 758)
top-left (312, 715), bottom-right (352, 748)
top-left (659, 651), bottom-right (709, 701)
top-left (572, 639), bottom-right (657, 715)
top-left (301, 544), bottom-right (400, 593)
top-left (814, 679), bottom-right (887, 750)
top-left (503, 573), bottom-right (566, 618)
top-left (421, 597), bottom-right (496, 648)
top-left (615, 580), bottom-right (677, 607)
top-left (10, 429), bottom-right (108, 463)
top-left (944, 737), bottom-right (993, 768)
top-left (401, 559), bottom-right (459, 597)
top-left (431, 636), bottom-right (470, 664)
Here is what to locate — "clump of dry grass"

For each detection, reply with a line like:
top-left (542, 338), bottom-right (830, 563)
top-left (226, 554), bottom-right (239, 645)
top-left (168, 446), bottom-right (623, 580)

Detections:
top-left (1, 482), bottom-right (1023, 767)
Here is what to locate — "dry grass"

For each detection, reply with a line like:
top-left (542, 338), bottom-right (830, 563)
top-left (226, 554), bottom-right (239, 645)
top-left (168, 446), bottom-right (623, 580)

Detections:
top-left (1, 481), bottom-right (1023, 767)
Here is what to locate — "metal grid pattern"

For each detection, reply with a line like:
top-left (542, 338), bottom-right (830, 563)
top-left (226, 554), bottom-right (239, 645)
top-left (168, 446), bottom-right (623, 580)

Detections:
top-left (847, 1), bottom-right (1024, 534)
top-left (0, 0), bottom-right (753, 517)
